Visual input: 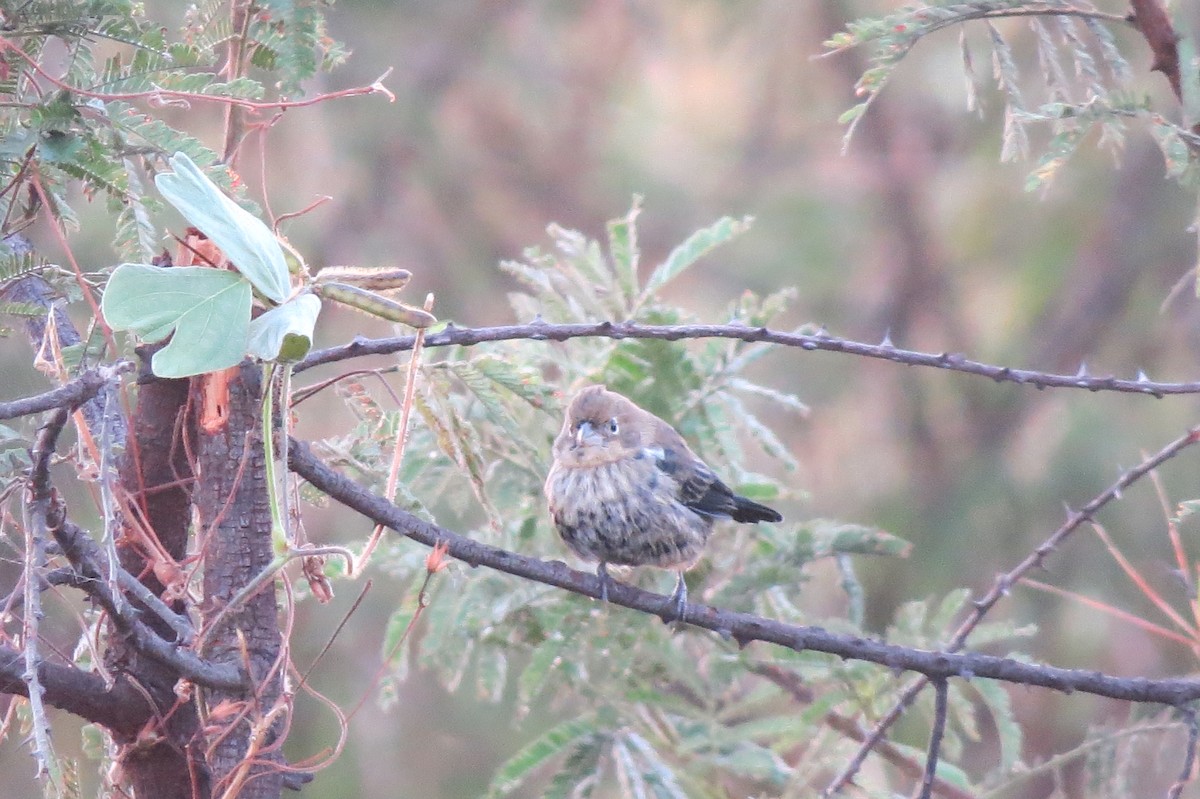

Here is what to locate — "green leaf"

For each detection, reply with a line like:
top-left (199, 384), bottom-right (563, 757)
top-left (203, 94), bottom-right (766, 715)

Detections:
top-left (487, 715), bottom-right (599, 797)
top-left (517, 630), bottom-right (570, 711)
top-left (607, 196), bottom-right (642, 309)
top-left (475, 646), bottom-right (508, 703)
top-left (972, 677), bottom-right (1023, 771)
top-left (791, 519), bottom-right (912, 561)
top-left (640, 215), bottom-right (753, 300)
top-left (246, 293), bottom-right (321, 362)
top-left (154, 152), bottom-right (290, 303)
top-left (102, 264), bottom-right (251, 377)
top-left (1174, 498), bottom-right (1200, 524)
top-left (837, 101), bottom-right (869, 125)
top-left (545, 735), bottom-right (603, 798)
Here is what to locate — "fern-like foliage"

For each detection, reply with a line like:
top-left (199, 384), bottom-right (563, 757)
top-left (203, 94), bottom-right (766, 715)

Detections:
top-left (825, 0), bottom-right (1200, 192)
top-left (0, 0), bottom-right (343, 261)
top-left (313, 202), bottom-right (1036, 795)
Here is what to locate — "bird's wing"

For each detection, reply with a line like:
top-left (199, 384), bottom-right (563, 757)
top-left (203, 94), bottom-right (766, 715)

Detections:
top-left (647, 443), bottom-right (739, 519)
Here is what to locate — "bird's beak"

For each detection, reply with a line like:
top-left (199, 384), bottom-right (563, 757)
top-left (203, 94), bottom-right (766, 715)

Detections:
top-left (573, 420), bottom-right (602, 449)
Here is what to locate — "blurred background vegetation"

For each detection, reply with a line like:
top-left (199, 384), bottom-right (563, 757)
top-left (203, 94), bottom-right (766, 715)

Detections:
top-left (4, 1), bottom-right (1200, 797)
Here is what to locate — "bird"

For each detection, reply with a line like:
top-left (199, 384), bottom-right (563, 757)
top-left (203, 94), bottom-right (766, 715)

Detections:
top-left (544, 385), bottom-right (782, 621)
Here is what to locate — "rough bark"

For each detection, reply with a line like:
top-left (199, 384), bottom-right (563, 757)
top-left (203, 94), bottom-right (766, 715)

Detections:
top-left (193, 362), bottom-right (285, 799)
top-left (111, 347), bottom-right (212, 799)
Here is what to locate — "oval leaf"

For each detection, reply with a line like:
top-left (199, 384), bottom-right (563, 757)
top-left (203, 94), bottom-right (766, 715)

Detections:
top-left (155, 152), bottom-right (290, 303)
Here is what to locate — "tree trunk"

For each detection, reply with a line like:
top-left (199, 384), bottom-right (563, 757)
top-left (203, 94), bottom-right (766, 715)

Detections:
top-left (193, 362), bottom-right (285, 799)
top-left (112, 349), bottom-right (211, 798)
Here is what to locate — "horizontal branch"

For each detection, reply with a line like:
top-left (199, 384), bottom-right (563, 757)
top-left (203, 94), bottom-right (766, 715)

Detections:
top-left (296, 321), bottom-right (1200, 397)
top-left (288, 439), bottom-right (1200, 706)
top-left (0, 362), bottom-right (133, 420)
top-left (0, 645), bottom-right (154, 737)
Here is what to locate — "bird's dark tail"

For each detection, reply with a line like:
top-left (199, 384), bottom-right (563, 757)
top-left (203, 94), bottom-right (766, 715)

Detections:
top-left (731, 495), bottom-right (782, 524)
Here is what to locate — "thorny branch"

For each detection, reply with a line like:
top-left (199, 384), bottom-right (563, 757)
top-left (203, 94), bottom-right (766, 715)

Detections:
top-left (297, 321), bottom-right (1200, 397)
top-left (4, 315), bottom-right (1200, 788)
top-left (824, 425), bottom-right (1200, 794)
top-left (750, 663), bottom-right (975, 799)
top-left (0, 363), bottom-right (133, 420)
top-left (918, 680), bottom-right (950, 799)
top-left (29, 408), bottom-right (247, 693)
top-left (288, 436), bottom-right (1200, 705)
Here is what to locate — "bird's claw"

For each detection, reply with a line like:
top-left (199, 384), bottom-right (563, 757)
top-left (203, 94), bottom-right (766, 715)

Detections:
top-left (597, 562), bottom-right (611, 604)
top-left (663, 572), bottom-right (688, 624)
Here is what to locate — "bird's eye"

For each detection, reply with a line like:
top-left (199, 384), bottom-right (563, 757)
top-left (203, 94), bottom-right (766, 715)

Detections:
top-left (607, 418), bottom-right (619, 434)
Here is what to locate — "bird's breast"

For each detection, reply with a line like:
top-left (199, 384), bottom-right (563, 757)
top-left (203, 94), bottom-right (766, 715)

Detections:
top-left (544, 457), bottom-right (712, 569)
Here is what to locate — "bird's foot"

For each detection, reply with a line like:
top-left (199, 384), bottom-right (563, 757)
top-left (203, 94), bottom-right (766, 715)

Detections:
top-left (662, 572), bottom-right (688, 624)
top-left (597, 562), bottom-right (611, 604)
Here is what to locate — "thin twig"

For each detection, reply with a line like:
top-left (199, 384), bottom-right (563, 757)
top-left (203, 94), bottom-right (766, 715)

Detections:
top-left (823, 426), bottom-right (1200, 795)
top-left (1169, 705), bottom-right (1200, 799)
top-left (296, 321), bottom-right (1200, 397)
top-left (1021, 577), bottom-right (1193, 646)
top-left (1128, 0), bottom-right (1182, 101)
top-left (0, 39), bottom-right (395, 112)
top-left (916, 680), bottom-right (950, 799)
top-left (1149, 468), bottom-right (1200, 634)
top-left (750, 663), bottom-right (976, 799)
top-left (354, 293), bottom-right (434, 575)
top-left (1087, 521), bottom-right (1196, 637)
top-left (21, 498), bottom-right (60, 787)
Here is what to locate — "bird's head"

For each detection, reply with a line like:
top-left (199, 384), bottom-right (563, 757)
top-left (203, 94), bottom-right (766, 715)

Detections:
top-left (553, 385), bottom-right (645, 466)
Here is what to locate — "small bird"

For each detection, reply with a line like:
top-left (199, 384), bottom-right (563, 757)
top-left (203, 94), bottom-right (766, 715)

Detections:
top-left (544, 385), bottom-right (782, 620)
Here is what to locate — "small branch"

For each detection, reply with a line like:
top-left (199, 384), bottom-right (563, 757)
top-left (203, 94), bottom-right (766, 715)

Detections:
top-left (0, 363), bottom-right (133, 420)
top-left (22, 495), bottom-right (59, 786)
top-left (917, 680), bottom-right (950, 799)
top-left (0, 564), bottom-right (193, 643)
top-left (977, 6), bottom-right (1129, 24)
top-left (288, 439), bottom-right (1200, 705)
top-left (296, 321), bottom-right (1200, 397)
top-left (1170, 705), bottom-right (1200, 799)
top-left (750, 663), bottom-right (975, 799)
top-left (0, 39), bottom-right (394, 112)
top-left (354, 292), bottom-right (434, 575)
top-left (825, 426), bottom-right (1200, 794)
top-left (821, 3), bottom-right (1132, 63)
top-left (29, 409), bottom-right (246, 692)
